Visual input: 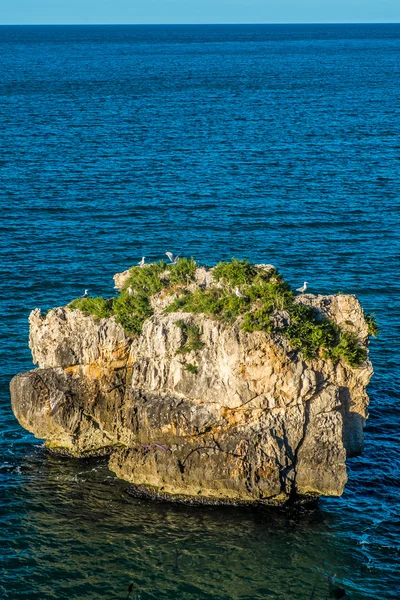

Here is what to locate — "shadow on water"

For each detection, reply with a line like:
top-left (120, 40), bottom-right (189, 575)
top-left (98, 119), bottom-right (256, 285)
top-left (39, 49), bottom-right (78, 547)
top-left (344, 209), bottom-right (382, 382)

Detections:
top-left (0, 448), bottom-right (378, 599)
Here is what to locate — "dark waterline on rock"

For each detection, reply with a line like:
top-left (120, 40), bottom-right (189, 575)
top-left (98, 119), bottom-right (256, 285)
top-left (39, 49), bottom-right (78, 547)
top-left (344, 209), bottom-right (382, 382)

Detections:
top-left (0, 23), bottom-right (399, 599)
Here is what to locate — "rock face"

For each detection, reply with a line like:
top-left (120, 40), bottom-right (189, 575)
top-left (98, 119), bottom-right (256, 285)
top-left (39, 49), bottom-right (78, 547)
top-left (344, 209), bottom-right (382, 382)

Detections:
top-left (10, 267), bottom-right (373, 506)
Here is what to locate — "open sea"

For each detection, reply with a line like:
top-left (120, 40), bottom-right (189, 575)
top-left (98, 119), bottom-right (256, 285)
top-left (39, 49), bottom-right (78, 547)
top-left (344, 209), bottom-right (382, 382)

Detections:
top-left (0, 24), bottom-right (399, 599)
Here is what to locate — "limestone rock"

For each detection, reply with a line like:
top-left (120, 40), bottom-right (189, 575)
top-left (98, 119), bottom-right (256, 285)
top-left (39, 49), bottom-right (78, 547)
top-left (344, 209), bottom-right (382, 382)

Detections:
top-left (10, 266), bottom-right (373, 506)
top-left (113, 269), bottom-right (130, 291)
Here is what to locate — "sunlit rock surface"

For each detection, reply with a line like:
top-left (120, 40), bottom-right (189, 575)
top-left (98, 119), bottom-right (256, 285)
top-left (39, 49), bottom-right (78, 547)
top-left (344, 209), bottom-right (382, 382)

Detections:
top-left (10, 265), bottom-right (373, 506)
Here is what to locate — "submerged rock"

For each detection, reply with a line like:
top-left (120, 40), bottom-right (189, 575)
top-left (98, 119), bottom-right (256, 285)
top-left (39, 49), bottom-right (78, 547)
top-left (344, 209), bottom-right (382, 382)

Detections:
top-left (10, 264), bottom-right (373, 506)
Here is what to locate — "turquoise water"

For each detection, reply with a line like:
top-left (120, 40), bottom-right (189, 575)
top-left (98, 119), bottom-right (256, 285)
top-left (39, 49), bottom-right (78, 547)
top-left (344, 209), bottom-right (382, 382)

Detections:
top-left (0, 24), bottom-right (399, 598)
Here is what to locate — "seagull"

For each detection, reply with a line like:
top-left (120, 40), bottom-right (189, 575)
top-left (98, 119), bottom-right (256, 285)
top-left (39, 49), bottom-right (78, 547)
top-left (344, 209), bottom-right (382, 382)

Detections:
top-left (166, 251), bottom-right (181, 264)
top-left (137, 256), bottom-right (145, 267)
top-left (296, 281), bottom-right (308, 294)
top-left (81, 289), bottom-right (89, 298)
top-left (235, 287), bottom-right (244, 298)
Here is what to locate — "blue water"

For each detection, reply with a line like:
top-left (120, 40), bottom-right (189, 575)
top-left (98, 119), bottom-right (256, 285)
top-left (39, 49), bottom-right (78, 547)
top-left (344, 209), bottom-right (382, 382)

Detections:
top-left (1, 24), bottom-right (399, 599)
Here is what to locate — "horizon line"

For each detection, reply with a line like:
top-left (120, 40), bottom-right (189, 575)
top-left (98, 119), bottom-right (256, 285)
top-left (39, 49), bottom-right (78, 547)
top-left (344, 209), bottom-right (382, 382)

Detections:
top-left (1, 21), bottom-right (399, 26)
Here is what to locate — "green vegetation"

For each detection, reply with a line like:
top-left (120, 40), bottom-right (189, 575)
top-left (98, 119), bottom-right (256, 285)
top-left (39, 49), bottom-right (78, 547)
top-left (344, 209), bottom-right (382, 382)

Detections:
top-left (69, 292), bottom-right (152, 336)
top-left (212, 258), bottom-right (259, 286)
top-left (167, 262), bottom-right (291, 327)
top-left (168, 257), bottom-right (197, 286)
top-left (67, 257), bottom-right (375, 368)
top-left (167, 288), bottom-right (249, 323)
top-left (175, 320), bottom-right (205, 354)
top-left (284, 305), bottom-right (339, 360)
top-left (112, 292), bottom-right (153, 335)
top-left (68, 261), bottom-right (167, 335)
top-left (329, 331), bottom-right (368, 367)
top-left (184, 363), bottom-right (198, 374)
top-left (121, 261), bottom-right (168, 295)
top-left (167, 259), bottom-right (373, 367)
top-left (67, 258), bottom-right (197, 337)
top-left (68, 296), bottom-right (113, 320)
top-left (365, 312), bottom-right (379, 337)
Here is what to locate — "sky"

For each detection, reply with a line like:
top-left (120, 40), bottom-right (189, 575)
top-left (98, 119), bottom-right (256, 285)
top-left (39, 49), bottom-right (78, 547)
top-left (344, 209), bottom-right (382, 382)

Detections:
top-left (0, 0), bottom-right (399, 25)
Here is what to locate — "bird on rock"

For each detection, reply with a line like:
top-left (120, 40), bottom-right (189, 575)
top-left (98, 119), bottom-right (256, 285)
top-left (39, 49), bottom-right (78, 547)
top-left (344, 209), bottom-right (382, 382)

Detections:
top-left (296, 281), bottom-right (308, 294)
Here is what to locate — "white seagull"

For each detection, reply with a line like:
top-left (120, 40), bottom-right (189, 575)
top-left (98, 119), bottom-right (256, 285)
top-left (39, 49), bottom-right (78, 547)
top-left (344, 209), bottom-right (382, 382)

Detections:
top-left (235, 287), bottom-right (244, 298)
top-left (166, 251), bottom-right (181, 264)
top-left (137, 256), bottom-right (146, 267)
top-left (81, 289), bottom-right (89, 298)
top-left (296, 281), bottom-right (308, 294)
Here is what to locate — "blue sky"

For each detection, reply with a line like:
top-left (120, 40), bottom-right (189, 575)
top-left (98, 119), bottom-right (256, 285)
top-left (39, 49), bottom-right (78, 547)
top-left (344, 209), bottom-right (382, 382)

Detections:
top-left (1, 0), bottom-right (399, 25)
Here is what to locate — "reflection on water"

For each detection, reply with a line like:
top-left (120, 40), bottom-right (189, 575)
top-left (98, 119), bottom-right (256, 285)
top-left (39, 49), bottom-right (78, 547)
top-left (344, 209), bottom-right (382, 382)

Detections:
top-left (0, 448), bottom-right (386, 599)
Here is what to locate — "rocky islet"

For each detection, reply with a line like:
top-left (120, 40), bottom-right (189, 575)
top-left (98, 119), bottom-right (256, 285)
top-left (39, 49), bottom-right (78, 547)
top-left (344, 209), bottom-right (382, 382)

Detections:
top-left (10, 261), bottom-right (374, 506)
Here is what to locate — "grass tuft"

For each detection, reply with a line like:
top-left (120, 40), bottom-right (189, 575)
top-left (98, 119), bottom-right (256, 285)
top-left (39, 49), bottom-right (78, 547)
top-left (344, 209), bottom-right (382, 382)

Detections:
top-left (212, 259), bottom-right (259, 286)
top-left (68, 297), bottom-right (113, 320)
top-left (122, 261), bottom-right (167, 295)
top-left (167, 289), bottom-right (224, 315)
top-left (112, 292), bottom-right (153, 335)
top-left (184, 363), bottom-right (198, 374)
top-left (365, 313), bottom-right (379, 337)
top-left (168, 258), bottom-right (197, 286)
top-left (175, 321), bottom-right (205, 354)
top-left (329, 331), bottom-right (368, 367)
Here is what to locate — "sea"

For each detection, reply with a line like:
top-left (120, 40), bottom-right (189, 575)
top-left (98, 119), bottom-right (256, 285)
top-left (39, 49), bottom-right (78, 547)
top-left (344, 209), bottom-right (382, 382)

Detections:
top-left (0, 24), bottom-right (399, 599)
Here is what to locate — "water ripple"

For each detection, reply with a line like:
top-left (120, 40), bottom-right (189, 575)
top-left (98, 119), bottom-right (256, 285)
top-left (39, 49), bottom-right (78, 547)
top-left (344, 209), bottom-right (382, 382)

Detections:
top-left (0, 23), bottom-right (399, 600)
